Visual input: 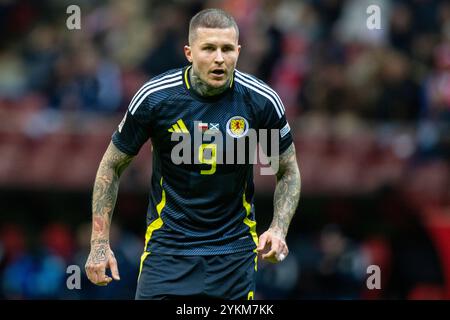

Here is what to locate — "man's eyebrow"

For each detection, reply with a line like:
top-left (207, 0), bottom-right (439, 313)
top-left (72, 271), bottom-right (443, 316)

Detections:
top-left (201, 43), bottom-right (236, 48)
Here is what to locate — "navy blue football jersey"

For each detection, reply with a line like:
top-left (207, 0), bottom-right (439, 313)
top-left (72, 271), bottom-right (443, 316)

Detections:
top-left (112, 66), bottom-right (293, 256)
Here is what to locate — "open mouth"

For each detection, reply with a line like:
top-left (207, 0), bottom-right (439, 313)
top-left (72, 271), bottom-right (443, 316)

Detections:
top-left (211, 69), bottom-right (225, 76)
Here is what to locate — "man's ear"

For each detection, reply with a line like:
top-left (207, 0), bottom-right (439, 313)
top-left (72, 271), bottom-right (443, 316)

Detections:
top-left (184, 45), bottom-right (193, 63)
top-left (237, 44), bottom-right (241, 54)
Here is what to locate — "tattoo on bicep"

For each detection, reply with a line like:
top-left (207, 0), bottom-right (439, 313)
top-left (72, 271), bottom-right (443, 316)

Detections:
top-left (272, 144), bottom-right (301, 237)
top-left (275, 144), bottom-right (296, 179)
top-left (115, 156), bottom-right (133, 176)
top-left (102, 142), bottom-right (134, 176)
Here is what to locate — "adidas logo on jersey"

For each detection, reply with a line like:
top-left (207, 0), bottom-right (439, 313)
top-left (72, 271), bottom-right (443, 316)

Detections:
top-left (168, 119), bottom-right (189, 133)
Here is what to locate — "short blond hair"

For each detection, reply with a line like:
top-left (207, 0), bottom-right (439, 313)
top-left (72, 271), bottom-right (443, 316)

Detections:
top-left (189, 8), bottom-right (239, 44)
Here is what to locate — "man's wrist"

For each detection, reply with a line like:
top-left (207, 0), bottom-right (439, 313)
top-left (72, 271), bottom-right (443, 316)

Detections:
top-left (268, 226), bottom-right (286, 240)
top-left (90, 238), bottom-right (110, 245)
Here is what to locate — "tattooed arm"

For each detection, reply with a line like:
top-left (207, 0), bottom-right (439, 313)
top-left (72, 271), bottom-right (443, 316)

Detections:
top-left (85, 141), bottom-right (134, 285)
top-left (257, 143), bottom-right (301, 263)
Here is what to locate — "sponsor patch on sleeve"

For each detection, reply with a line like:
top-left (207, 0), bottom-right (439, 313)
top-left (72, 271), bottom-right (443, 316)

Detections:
top-left (280, 122), bottom-right (291, 138)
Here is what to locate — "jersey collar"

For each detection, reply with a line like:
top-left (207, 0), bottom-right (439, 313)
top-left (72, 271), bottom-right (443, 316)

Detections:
top-left (183, 65), bottom-right (234, 102)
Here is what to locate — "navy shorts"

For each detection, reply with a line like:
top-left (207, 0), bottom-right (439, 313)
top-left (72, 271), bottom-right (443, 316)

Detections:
top-left (135, 250), bottom-right (257, 300)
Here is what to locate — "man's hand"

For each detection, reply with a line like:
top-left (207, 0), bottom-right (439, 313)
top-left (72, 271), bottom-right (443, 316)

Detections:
top-left (85, 240), bottom-right (120, 286)
top-left (257, 228), bottom-right (289, 264)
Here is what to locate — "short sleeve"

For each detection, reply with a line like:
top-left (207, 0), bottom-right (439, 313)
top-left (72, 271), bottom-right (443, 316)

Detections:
top-left (112, 98), bottom-right (152, 156)
top-left (258, 96), bottom-right (293, 156)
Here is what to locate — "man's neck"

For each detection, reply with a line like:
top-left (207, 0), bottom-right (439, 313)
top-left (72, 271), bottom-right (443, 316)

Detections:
top-left (189, 67), bottom-right (230, 97)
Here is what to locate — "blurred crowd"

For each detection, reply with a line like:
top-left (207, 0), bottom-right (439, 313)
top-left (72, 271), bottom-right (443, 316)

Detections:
top-left (0, 221), bottom-right (142, 299)
top-left (1, 0), bottom-right (450, 122)
top-left (0, 0), bottom-right (449, 299)
top-left (0, 219), bottom-right (406, 299)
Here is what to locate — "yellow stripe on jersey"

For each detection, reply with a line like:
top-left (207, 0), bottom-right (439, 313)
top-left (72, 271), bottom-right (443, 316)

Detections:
top-left (242, 185), bottom-right (259, 271)
top-left (138, 177), bottom-right (166, 280)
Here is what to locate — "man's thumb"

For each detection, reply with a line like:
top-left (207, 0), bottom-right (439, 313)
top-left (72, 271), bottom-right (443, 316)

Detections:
top-left (109, 257), bottom-right (121, 280)
top-left (257, 233), bottom-right (268, 251)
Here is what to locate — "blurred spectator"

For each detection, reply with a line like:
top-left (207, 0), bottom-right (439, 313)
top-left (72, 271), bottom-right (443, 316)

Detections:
top-left (423, 42), bottom-right (450, 121)
top-left (41, 223), bottom-right (74, 262)
top-left (1, 224), bottom-right (68, 299)
top-left (288, 225), bottom-right (368, 299)
top-left (0, 224), bottom-right (26, 264)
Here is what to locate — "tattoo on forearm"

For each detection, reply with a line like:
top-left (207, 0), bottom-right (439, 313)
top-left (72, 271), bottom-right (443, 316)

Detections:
top-left (190, 68), bottom-right (230, 97)
top-left (271, 144), bottom-right (301, 238)
top-left (91, 142), bottom-right (133, 239)
top-left (93, 216), bottom-right (105, 233)
top-left (90, 239), bottom-right (109, 245)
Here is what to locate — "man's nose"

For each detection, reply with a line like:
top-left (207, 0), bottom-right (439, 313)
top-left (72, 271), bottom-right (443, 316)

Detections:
top-left (214, 49), bottom-right (224, 63)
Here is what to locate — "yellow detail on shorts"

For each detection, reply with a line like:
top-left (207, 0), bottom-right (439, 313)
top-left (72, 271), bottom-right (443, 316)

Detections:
top-left (247, 291), bottom-right (254, 300)
top-left (138, 177), bottom-right (166, 280)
